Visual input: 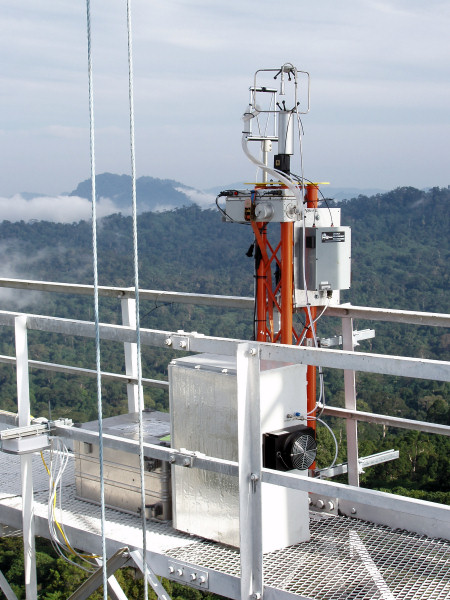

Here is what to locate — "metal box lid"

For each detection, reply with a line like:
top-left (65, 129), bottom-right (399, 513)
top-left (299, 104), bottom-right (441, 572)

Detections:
top-left (79, 411), bottom-right (170, 446)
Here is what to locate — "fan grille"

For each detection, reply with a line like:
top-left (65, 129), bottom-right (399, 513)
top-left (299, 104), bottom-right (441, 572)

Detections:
top-left (289, 432), bottom-right (317, 470)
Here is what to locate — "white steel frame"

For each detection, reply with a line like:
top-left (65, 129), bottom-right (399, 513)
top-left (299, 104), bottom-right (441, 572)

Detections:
top-left (0, 278), bottom-right (449, 600)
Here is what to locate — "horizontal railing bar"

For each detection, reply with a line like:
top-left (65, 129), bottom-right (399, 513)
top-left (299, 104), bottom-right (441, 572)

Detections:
top-left (2, 347), bottom-right (446, 434)
top-left (322, 406), bottom-right (450, 436)
top-left (0, 278), bottom-right (253, 309)
top-left (56, 423), bottom-right (450, 525)
top-left (0, 278), bottom-right (449, 327)
top-left (0, 354), bottom-right (168, 389)
top-left (0, 312), bottom-right (448, 382)
top-left (326, 304), bottom-right (450, 328)
top-left (0, 355), bottom-right (15, 366)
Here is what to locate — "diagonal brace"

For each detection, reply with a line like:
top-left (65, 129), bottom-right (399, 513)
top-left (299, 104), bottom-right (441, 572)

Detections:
top-left (67, 547), bottom-right (132, 600)
top-left (129, 550), bottom-right (171, 600)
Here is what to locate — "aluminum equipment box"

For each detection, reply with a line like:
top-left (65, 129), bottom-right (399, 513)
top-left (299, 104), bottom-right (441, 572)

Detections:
top-left (169, 353), bottom-right (310, 552)
top-left (225, 191), bottom-right (299, 223)
top-left (75, 411), bottom-right (171, 521)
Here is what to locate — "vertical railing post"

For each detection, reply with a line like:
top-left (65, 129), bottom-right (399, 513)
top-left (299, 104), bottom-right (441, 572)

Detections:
top-left (14, 316), bottom-right (38, 600)
top-left (342, 317), bottom-right (360, 486)
top-left (121, 295), bottom-right (141, 413)
top-left (237, 342), bottom-right (263, 600)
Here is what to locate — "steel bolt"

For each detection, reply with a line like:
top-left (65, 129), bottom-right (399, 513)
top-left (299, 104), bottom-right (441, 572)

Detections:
top-left (252, 593), bottom-right (261, 600)
top-left (176, 569), bottom-right (183, 577)
top-left (351, 507), bottom-right (357, 514)
top-left (165, 338), bottom-right (172, 346)
top-left (168, 566), bottom-right (174, 574)
top-left (169, 455), bottom-right (176, 464)
top-left (179, 340), bottom-right (187, 349)
top-left (183, 458), bottom-right (191, 467)
top-left (190, 573), bottom-right (197, 581)
top-left (316, 499), bottom-right (325, 509)
top-left (326, 501), bottom-right (335, 511)
top-left (199, 576), bottom-right (206, 585)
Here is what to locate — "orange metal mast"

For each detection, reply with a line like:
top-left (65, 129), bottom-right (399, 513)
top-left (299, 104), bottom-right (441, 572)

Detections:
top-left (280, 222), bottom-right (294, 345)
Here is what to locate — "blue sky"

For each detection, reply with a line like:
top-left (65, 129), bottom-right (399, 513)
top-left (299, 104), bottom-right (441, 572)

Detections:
top-left (2, 0), bottom-right (449, 197)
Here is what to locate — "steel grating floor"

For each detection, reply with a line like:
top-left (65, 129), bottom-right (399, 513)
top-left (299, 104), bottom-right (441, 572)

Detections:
top-left (0, 451), bottom-right (449, 599)
top-left (166, 514), bottom-right (450, 599)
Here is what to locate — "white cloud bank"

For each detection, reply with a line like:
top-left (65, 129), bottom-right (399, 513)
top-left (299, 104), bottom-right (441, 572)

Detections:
top-left (175, 187), bottom-right (215, 208)
top-left (0, 194), bottom-right (119, 223)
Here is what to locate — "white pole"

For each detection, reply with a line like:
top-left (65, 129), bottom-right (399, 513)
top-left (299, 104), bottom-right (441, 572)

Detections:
top-left (15, 315), bottom-right (38, 599)
top-left (121, 296), bottom-right (141, 413)
top-left (342, 317), bottom-right (360, 486)
top-left (237, 343), bottom-right (263, 600)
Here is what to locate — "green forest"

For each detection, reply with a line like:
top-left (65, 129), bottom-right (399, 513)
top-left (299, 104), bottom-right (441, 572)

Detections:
top-left (0, 184), bottom-right (448, 598)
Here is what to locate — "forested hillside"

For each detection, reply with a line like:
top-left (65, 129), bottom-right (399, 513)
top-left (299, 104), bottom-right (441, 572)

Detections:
top-left (0, 185), bottom-right (448, 598)
top-left (0, 185), bottom-right (448, 484)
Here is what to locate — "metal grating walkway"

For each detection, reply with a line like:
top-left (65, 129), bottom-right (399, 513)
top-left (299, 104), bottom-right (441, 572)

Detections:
top-left (0, 451), bottom-right (449, 599)
top-left (167, 514), bottom-right (450, 599)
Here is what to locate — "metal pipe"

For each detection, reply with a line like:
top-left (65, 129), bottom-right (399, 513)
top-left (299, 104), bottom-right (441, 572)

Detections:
top-left (15, 317), bottom-right (37, 600)
top-left (280, 222), bottom-right (293, 344)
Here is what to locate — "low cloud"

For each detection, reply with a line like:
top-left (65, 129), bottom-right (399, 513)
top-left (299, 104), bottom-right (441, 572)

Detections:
top-left (175, 187), bottom-right (215, 208)
top-left (0, 194), bottom-right (120, 223)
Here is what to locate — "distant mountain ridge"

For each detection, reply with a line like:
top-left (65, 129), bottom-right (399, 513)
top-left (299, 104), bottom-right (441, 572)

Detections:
top-left (70, 173), bottom-right (197, 213)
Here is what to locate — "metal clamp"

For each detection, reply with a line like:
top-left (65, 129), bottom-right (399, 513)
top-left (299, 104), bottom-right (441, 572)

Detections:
top-left (168, 448), bottom-right (205, 468)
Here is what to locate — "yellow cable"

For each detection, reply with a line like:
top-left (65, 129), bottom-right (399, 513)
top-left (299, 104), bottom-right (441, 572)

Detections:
top-left (40, 450), bottom-right (99, 560)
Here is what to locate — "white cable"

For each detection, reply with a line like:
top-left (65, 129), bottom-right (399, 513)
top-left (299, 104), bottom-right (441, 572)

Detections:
top-left (85, 2), bottom-right (108, 595)
top-left (298, 299), bottom-right (329, 347)
top-left (46, 438), bottom-right (96, 571)
top-left (241, 133), bottom-right (304, 215)
top-left (126, 4), bottom-right (149, 598)
top-left (309, 416), bottom-right (339, 469)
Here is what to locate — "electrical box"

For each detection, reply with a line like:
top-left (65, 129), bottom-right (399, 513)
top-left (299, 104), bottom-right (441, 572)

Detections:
top-left (294, 226), bottom-right (351, 295)
top-left (74, 411), bottom-right (171, 521)
top-left (225, 190), bottom-right (299, 223)
top-left (169, 353), bottom-right (310, 552)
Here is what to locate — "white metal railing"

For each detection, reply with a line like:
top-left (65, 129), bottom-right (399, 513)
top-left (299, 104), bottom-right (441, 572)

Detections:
top-left (0, 278), bottom-right (449, 600)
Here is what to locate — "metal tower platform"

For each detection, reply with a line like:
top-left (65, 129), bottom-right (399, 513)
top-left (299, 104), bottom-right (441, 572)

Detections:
top-left (0, 451), bottom-right (449, 600)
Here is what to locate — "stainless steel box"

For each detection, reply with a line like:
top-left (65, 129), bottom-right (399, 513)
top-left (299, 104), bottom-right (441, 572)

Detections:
top-left (225, 192), bottom-right (299, 222)
top-left (169, 354), bottom-right (309, 551)
top-left (74, 411), bottom-right (171, 521)
top-left (294, 225), bottom-right (351, 293)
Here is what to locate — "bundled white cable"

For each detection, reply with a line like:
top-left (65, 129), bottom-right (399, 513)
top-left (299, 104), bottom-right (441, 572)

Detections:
top-left (43, 438), bottom-right (98, 572)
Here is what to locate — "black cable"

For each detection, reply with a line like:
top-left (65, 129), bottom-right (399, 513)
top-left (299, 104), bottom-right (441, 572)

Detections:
top-left (141, 300), bottom-right (175, 319)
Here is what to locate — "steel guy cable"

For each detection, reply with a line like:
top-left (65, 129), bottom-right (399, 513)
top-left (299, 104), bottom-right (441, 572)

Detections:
top-left (126, 2), bottom-right (149, 597)
top-left (85, 1), bottom-right (108, 596)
